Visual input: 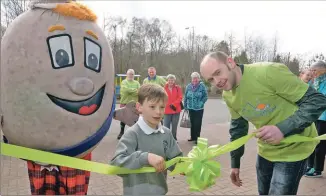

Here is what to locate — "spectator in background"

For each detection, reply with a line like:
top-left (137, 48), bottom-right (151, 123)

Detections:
top-left (299, 69), bottom-right (313, 83)
top-left (143, 67), bottom-right (166, 87)
top-left (305, 60), bottom-right (326, 178)
top-left (163, 74), bottom-right (183, 141)
top-left (117, 69), bottom-right (140, 139)
top-left (143, 66), bottom-right (167, 125)
top-left (184, 72), bottom-right (208, 144)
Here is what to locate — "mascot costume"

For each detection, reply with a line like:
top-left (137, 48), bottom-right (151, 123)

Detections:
top-left (0, 0), bottom-right (138, 194)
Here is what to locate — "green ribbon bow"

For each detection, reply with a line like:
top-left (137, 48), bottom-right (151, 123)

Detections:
top-left (1, 133), bottom-right (326, 192)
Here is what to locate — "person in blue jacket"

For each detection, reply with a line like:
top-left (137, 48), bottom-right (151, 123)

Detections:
top-left (305, 60), bottom-right (326, 178)
top-left (184, 72), bottom-right (208, 144)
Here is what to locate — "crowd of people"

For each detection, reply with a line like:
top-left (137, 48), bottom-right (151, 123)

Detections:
top-left (117, 66), bottom-right (208, 144)
top-left (4, 1), bottom-right (324, 195)
top-left (113, 51), bottom-right (326, 195)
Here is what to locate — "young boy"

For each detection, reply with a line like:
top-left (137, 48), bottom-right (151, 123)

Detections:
top-left (110, 84), bottom-right (183, 195)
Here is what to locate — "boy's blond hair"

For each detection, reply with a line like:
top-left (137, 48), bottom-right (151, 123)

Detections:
top-left (138, 84), bottom-right (167, 104)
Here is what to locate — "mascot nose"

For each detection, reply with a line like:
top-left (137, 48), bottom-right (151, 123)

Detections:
top-left (68, 77), bottom-right (94, 96)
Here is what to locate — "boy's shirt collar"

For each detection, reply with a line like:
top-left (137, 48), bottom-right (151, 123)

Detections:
top-left (137, 116), bottom-right (165, 135)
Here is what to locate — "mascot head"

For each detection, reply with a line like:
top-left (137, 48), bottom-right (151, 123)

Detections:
top-left (0, 0), bottom-right (115, 157)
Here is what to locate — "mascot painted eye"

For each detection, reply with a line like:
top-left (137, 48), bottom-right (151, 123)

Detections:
top-left (47, 34), bottom-right (75, 69)
top-left (84, 37), bottom-right (102, 72)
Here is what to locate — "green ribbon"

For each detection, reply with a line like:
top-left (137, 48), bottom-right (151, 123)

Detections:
top-left (1, 133), bottom-right (326, 192)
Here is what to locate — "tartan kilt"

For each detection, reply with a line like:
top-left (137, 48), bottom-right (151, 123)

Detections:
top-left (27, 153), bottom-right (91, 195)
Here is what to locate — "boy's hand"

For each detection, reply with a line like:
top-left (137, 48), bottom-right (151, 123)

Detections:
top-left (148, 153), bottom-right (165, 173)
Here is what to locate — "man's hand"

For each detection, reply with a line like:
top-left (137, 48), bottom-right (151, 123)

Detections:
top-left (255, 125), bottom-right (284, 145)
top-left (230, 168), bottom-right (242, 187)
top-left (148, 153), bottom-right (165, 173)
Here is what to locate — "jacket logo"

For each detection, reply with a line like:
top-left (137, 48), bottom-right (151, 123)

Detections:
top-left (241, 99), bottom-right (276, 121)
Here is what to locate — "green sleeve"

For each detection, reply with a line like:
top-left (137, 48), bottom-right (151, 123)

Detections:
top-left (122, 80), bottom-right (139, 95)
top-left (264, 64), bottom-right (326, 136)
top-left (143, 78), bottom-right (148, 85)
top-left (160, 77), bottom-right (167, 87)
top-left (130, 81), bottom-right (140, 97)
top-left (120, 80), bottom-right (129, 96)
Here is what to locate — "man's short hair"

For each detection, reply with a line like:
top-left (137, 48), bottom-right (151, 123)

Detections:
top-left (206, 51), bottom-right (229, 64)
top-left (126, 69), bottom-right (135, 74)
top-left (166, 74), bottom-right (176, 80)
top-left (138, 84), bottom-right (167, 104)
top-left (148, 67), bottom-right (156, 71)
top-left (191, 72), bottom-right (201, 79)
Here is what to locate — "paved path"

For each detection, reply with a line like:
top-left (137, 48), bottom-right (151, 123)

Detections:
top-left (1, 99), bottom-right (325, 195)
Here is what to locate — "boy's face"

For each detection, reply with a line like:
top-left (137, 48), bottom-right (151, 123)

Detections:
top-left (137, 98), bottom-right (166, 128)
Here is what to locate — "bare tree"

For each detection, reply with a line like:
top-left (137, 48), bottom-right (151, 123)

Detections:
top-left (271, 32), bottom-right (279, 61)
top-left (215, 40), bottom-right (230, 55)
top-left (246, 35), bottom-right (269, 62)
top-left (1, 0), bottom-right (31, 38)
top-left (98, 12), bottom-right (322, 97)
top-left (226, 32), bottom-right (235, 57)
top-left (145, 18), bottom-right (176, 72)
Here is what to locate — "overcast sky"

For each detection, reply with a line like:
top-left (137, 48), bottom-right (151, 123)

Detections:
top-left (83, 1), bottom-right (326, 58)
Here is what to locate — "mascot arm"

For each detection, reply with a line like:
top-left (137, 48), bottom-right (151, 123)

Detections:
top-left (114, 102), bottom-right (139, 126)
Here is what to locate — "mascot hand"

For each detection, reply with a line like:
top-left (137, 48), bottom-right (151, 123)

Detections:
top-left (114, 102), bottom-right (139, 126)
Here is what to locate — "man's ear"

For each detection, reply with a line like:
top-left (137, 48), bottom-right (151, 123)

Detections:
top-left (227, 57), bottom-right (236, 68)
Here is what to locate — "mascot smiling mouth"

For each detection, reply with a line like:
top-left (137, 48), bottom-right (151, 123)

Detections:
top-left (47, 84), bottom-right (105, 116)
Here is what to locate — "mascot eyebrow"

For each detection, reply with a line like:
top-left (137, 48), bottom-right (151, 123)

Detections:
top-left (86, 30), bottom-right (98, 40)
top-left (48, 25), bottom-right (65, 32)
top-left (48, 25), bottom-right (98, 40)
